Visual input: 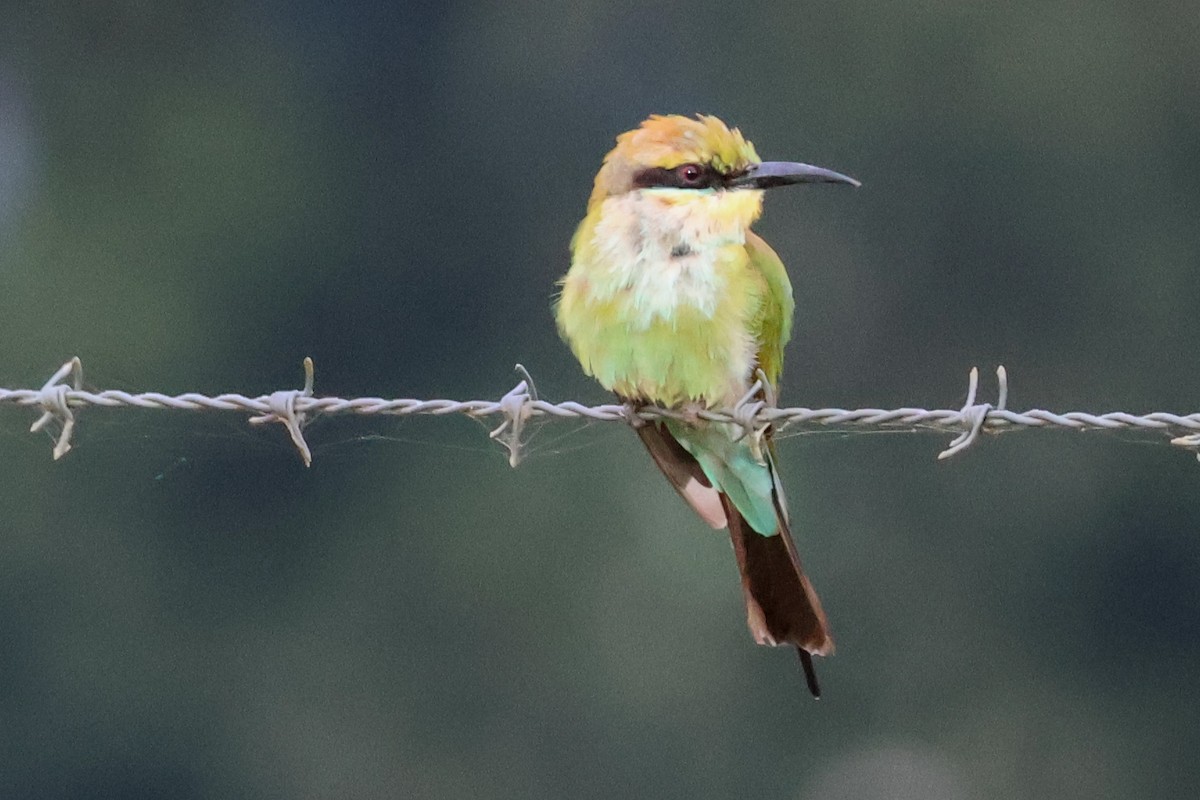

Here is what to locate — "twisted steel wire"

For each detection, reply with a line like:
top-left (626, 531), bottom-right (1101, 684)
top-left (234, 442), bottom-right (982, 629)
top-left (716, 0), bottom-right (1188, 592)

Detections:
top-left (5, 358), bottom-right (1200, 465)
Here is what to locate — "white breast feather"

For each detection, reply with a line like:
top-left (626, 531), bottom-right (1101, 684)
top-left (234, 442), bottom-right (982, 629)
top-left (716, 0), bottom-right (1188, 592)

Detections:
top-left (590, 191), bottom-right (747, 329)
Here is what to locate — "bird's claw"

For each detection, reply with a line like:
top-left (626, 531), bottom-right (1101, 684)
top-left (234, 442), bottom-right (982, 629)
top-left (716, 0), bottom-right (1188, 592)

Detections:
top-left (679, 401), bottom-right (706, 426)
top-left (621, 399), bottom-right (648, 429)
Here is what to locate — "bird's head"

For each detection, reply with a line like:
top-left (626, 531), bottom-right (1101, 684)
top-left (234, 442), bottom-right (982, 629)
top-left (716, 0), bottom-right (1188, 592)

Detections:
top-left (586, 114), bottom-right (859, 210)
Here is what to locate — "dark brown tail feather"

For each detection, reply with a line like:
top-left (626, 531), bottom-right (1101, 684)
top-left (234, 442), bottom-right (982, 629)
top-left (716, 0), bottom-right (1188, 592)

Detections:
top-left (723, 494), bottom-right (833, 698)
top-left (634, 417), bottom-right (833, 697)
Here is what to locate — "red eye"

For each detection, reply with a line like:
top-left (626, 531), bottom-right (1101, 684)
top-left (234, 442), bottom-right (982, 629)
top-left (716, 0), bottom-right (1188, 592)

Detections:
top-left (677, 164), bottom-right (703, 185)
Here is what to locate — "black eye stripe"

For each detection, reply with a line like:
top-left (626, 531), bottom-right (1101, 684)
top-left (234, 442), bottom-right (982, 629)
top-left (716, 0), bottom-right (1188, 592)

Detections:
top-left (632, 164), bottom-right (724, 190)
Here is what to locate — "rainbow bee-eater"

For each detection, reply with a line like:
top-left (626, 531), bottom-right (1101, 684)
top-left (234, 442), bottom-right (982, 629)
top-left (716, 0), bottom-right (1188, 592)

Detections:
top-left (555, 114), bottom-right (858, 697)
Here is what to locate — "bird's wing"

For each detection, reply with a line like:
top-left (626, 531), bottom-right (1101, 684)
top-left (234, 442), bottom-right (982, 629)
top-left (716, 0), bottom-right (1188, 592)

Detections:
top-left (744, 230), bottom-right (795, 387)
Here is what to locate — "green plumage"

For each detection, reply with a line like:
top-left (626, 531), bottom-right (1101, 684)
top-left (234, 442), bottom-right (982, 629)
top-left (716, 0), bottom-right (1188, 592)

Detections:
top-left (554, 114), bottom-right (854, 695)
top-left (559, 222), bottom-right (793, 536)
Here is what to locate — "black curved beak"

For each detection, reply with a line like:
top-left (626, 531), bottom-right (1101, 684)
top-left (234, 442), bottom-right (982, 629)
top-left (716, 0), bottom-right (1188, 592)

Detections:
top-left (727, 161), bottom-right (861, 190)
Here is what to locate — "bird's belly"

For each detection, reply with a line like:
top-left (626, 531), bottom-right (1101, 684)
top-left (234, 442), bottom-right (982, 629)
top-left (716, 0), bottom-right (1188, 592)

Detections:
top-left (560, 211), bottom-right (764, 408)
top-left (576, 270), bottom-right (757, 408)
top-left (612, 312), bottom-right (755, 408)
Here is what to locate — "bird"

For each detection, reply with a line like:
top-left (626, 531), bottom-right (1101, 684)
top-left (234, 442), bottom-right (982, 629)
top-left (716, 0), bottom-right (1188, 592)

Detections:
top-left (555, 114), bottom-right (858, 697)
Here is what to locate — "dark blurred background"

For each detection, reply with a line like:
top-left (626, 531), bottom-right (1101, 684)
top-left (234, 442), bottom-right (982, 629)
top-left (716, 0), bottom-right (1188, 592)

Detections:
top-left (2, 2), bottom-right (1199, 798)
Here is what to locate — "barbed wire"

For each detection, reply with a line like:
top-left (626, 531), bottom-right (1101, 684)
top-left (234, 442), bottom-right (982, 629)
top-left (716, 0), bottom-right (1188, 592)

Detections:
top-left (4, 357), bottom-right (1200, 468)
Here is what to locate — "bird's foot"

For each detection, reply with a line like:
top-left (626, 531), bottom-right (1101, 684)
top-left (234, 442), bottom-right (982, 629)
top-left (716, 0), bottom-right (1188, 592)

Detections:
top-left (679, 401), bottom-right (706, 426)
top-left (620, 398), bottom-right (648, 429)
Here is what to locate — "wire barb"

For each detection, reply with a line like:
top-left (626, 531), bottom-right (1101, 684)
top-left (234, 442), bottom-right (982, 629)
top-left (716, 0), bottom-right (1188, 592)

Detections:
top-left (1170, 428), bottom-right (1200, 462)
top-left (730, 370), bottom-right (775, 463)
top-left (6, 360), bottom-right (1200, 468)
top-left (248, 357), bottom-right (316, 467)
top-left (30, 357), bottom-right (83, 460)
top-left (489, 364), bottom-right (537, 468)
top-left (937, 365), bottom-right (1008, 461)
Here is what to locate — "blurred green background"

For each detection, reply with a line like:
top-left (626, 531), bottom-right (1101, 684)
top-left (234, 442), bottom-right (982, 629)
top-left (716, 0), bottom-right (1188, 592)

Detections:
top-left (2, 2), bottom-right (1199, 798)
